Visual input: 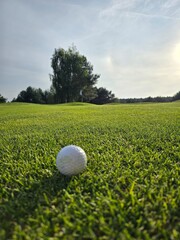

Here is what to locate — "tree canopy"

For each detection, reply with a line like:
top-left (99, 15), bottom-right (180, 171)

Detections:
top-left (50, 45), bottom-right (100, 103)
top-left (0, 94), bottom-right (7, 103)
top-left (13, 86), bottom-right (54, 104)
top-left (11, 45), bottom-right (180, 105)
top-left (90, 87), bottom-right (115, 104)
top-left (173, 91), bottom-right (180, 101)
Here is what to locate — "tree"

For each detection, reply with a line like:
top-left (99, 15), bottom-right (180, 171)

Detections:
top-left (50, 45), bottom-right (100, 103)
top-left (173, 91), bottom-right (180, 101)
top-left (90, 87), bottom-right (115, 104)
top-left (14, 86), bottom-right (49, 104)
top-left (15, 87), bottom-right (35, 103)
top-left (41, 87), bottom-right (56, 104)
top-left (82, 86), bottom-right (98, 102)
top-left (15, 90), bottom-right (27, 102)
top-left (0, 94), bottom-right (7, 103)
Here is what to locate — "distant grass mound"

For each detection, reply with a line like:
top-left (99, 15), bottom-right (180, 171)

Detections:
top-left (60, 102), bottom-right (93, 106)
top-left (0, 102), bottom-right (180, 239)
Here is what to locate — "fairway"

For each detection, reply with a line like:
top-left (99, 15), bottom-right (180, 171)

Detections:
top-left (0, 102), bottom-right (180, 239)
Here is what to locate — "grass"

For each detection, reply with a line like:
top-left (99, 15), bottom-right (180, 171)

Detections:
top-left (0, 102), bottom-right (180, 239)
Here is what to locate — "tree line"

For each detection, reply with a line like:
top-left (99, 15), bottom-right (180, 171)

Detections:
top-left (118, 93), bottom-right (180, 103)
top-left (12, 45), bottom-right (116, 104)
top-left (1, 90), bottom-right (179, 104)
top-left (6, 89), bottom-right (179, 104)
top-left (0, 45), bottom-right (180, 104)
top-left (10, 86), bottom-right (115, 104)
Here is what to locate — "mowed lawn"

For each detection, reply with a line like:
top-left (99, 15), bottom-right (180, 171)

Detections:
top-left (0, 102), bottom-right (180, 239)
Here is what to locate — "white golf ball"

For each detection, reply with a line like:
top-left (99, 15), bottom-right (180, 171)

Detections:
top-left (56, 145), bottom-right (87, 176)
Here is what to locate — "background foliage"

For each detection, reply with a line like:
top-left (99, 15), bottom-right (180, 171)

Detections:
top-left (8, 45), bottom-right (180, 105)
top-left (50, 46), bottom-right (100, 103)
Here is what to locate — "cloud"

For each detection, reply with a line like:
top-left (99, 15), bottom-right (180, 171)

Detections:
top-left (100, 0), bottom-right (180, 20)
top-left (81, 0), bottom-right (180, 98)
top-left (92, 29), bottom-right (180, 98)
top-left (0, 0), bottom-right (180, 100)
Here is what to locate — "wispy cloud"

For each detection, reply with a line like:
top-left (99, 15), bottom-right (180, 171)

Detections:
top-left (1, 0), bottom-right (180, 100)
top-left (100, 0), bottom-right (180, 20)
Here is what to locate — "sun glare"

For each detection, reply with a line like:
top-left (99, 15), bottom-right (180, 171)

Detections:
top-left (105, 56), bottom-right (114, 71)
top-left (106, 56), bottom-right (112, 64)
top-left (172, 43), bottom-right (180, 65)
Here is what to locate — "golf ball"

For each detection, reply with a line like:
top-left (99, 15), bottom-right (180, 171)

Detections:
top-left (56, 145), bottom-right (87, 176)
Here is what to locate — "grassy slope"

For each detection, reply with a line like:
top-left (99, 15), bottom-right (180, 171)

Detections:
top-left (0, 102), bottom-right (180, 239)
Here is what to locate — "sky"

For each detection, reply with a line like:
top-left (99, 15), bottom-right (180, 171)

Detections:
top-left (1, 0), bottom-right (180, 101)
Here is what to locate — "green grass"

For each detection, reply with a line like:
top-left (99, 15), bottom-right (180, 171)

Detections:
top-left (0, 102), bottom-right (180, 239)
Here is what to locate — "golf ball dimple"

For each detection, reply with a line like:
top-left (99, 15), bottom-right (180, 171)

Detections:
top-left (56, 145), bottom-right (87, 176)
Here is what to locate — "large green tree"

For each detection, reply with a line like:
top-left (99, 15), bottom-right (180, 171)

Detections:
top-left (50, 45), bottom-right (100, 103)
